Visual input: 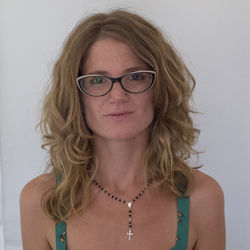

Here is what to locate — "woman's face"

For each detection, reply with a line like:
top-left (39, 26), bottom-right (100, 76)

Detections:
top-left (81, 37), bottom-right (154, 141)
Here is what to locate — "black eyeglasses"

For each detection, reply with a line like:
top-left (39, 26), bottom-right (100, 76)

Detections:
top-left (76, 70), bottom-right (156, 97)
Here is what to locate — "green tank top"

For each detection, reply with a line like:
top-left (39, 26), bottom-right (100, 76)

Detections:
top-left (55, 175), bottom-right (190, 250)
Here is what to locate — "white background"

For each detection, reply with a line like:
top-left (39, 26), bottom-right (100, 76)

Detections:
top-left (0, 0), bottom-right (249, 249)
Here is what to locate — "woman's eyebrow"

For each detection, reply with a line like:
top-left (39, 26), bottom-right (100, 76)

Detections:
top-left (85, 66), bottom-right (149, 76)
top-left (123, 66), bottom-right (149, 73)
top-left (85, 70), bottom-right (109, 75)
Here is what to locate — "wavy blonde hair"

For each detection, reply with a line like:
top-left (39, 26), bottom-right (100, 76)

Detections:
top-left (40, 9), bottom-right (200, 222)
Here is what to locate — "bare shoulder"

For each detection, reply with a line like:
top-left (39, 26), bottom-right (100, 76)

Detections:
top-left (20, 173), bottom-right (55, 211)
top-left (191, 169), bottom-right (225, 219)
top-left (190, 170), bottom-right (225, 250)
top-left (20, 173), bottom-right (55, 250)
top-left (192, 170), bottom-right (224, 202)
top-left (21, 172), bottom-right (55, 192)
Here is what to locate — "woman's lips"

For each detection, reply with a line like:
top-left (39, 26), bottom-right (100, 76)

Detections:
top-left (104, 111), bottom-right (134, 120)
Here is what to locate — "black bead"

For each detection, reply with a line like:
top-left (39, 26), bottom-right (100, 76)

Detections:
top-left (132, 199), bottom-right (136, 202)
top-left (118, 199), bottom-right (122, 202)
top-left (123, 201), bottom-right (126, 203)
top-left (111, 195), bottom-right (114, 198)
top-left (136, 196), bottom-right (139, 199)
top-left (139, 193), bottom-right (142, 196)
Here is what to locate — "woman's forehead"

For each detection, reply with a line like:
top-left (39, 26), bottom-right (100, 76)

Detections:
top-left (82, 37), bottom-right (148, 75)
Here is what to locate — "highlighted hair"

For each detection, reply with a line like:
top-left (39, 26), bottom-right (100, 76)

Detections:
top-left (40, 9), bottom-right (200, 222)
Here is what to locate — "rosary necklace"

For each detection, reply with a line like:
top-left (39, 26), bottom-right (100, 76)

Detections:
top-left (93, 179), bottom-right (152, 240)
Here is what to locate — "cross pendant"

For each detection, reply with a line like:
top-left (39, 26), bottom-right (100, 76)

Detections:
top-left (126, 229), bottom-right (134, 240)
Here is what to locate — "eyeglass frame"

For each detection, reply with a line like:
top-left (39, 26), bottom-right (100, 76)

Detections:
top-left (76, 70), bottom-right (156, 97)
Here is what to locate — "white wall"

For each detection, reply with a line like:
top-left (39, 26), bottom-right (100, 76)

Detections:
top-left (0, 0), bottom-right (249, 249)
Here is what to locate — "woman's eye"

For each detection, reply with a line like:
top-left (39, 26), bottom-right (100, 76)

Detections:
top-left (129, 73), bottom-right (144, 81)
top-left (90, 77), bottom-right (106, 84)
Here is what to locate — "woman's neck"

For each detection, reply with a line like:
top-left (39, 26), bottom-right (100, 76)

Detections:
top-left (93, 132), bottom-right (149, 195)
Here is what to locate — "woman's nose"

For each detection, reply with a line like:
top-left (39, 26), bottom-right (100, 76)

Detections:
top-left (108, 81), bottom-right (128, 102)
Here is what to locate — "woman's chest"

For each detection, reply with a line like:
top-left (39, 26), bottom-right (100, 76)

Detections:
top-left (47, 193), bottom-right (196, 250)
top-left (66, 204), bottom-right (177, 250)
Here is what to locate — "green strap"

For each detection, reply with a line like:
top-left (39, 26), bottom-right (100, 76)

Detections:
top-left (55, 174), bottom-right (67, 250)
top-left (56, 221), bottom-right (66, 250)
top-left (171, 196), bottom-right (190, 250)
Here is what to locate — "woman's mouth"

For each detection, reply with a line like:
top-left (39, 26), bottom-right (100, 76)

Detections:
top-left (104, 111), bottom-right (134, 120)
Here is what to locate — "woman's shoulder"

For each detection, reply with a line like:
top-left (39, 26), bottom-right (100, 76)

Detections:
top-left (191, 169), bottom-right (224, 202)
top-left (190, 170), bottom-right (225, 249)
top-left (20, 173), bottom-right (55, 203)
top-left (20, 173), bottom-right (56, 220)
top-left (20, 173), bottom-right (56, 249)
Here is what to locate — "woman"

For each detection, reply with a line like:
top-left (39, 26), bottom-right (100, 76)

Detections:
top-left (20, 9), bottom-right (225, 250)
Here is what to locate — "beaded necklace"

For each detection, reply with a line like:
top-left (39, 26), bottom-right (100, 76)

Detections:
top-left (93, 179), bottom-right (152, 240)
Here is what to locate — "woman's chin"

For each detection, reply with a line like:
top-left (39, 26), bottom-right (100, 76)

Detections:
top-left (93, 129), bottom-right (148, 142)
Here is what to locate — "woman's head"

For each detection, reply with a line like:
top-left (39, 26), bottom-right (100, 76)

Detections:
top-left (42, 9), bottom-right (196, 140)
top-left (41, 9), bottom-right (200, 221)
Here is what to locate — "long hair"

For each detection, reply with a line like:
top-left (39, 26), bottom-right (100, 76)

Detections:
top-left (40, 9), bottom-right (200, 222)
